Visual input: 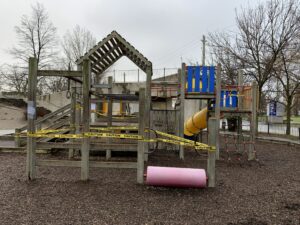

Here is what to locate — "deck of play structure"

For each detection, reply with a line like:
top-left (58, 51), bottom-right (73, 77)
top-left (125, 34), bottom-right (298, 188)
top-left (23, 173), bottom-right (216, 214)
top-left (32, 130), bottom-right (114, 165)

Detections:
top-left (15, 31), bottom-right (258, 188)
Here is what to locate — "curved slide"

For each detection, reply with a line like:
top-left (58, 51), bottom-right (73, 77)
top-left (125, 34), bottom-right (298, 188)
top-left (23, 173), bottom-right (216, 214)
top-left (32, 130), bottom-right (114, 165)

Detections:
top-left (184, 107), bottom-right (207, 136)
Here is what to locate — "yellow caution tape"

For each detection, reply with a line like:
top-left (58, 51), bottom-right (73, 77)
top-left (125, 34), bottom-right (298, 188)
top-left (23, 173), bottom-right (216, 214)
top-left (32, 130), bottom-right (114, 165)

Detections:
top-left (36, 129), bottom-right (70, 134)
top-left (154, 130), bottom-right (210, 149)
top-left (85, 132), bottom-right (142, 140)
top-left (90, 126), bottom-right (138, 131)
top-left (22, 125), bottom-right (215, 152)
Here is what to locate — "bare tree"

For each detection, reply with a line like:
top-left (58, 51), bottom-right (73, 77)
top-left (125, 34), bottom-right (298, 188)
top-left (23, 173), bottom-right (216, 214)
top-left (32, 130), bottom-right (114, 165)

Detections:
top-left (10, 2), bottom-right (58, 68)
top-left (0, 64), bottom-right (28, 95)
top-left (274, 49), bottom-right (300, 134)
top-left (209, 0), bottom-right (300, 112)
top-left (210, 42), bottom-right (239, 85)
top-left (7, 2), bottom-right (58, 94)
top-left (61, 25), bottom-right (97, 69)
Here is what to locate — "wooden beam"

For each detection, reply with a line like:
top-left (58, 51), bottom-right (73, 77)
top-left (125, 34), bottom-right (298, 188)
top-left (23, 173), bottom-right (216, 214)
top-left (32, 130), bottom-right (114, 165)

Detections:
top-left (88, 54), bottom-right (103, 72)
top-left (88, 52), bottom-right (106, 71)
top-left (137, 88), bottom-right (145, 183)
top-left (106, 77), bottom-right (113, 160)
top-left (207, 117), bottom-right (216, 188)
top-left (76, 33), bottom-right (117, 64)
top-left (105, 41), bottom-right (120, 59)
top-left (95, 117), bottom-right (138, 123)
top-left (36, 160), bottom-right (137, 169)
top-left (68, 76), bottom-right (82, 84)
top-left (81, 59), bottom-right (91, 181)
top-left (76, 31), bottom-right (152, 74)
top-left (112, 31), bottom-right (151, 68)
top-left (179, 63), bottom-right (186, 159)
top-left (144, 66), bottom-right (152, 162)
top-left (237, 70), bottom-right (244, 153)
top-left (249, 81), bottom-right (257, 160)
top-left (89, 92), bottom-right (139, 101)
top-left (95, 49), bottom-right (111, 67)
top-left (215, 63), bottom-right (221, 160)
top-left (26, 57), bottom-right (38, 180)
top-left (36, 142), bottom-right (138, 151)
top-left (98, 54), bottom-right (123, 74)
top-left (37, 70), bottom-right (82, 77)
top-left (111, 37), bottom-right (123, 55)
top-left (99, 42), bottom-right (116, 62)
top-left (99, 44), bottom-right (117, 63)
top-left (15, 128), bottom-right (21, 147)
top-left (124, 50), bottom-right (146, 72)
top-left (69, 87), bottom-right (76, 159)
top-left (90, 161), bottom-right (137, 169)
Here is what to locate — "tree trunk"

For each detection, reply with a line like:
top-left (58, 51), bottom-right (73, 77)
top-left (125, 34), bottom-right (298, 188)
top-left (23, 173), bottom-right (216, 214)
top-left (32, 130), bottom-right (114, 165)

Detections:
top-left (286, 97), bottom-right (292, 135)
top-left (256, 84), bottom-right (263, 135)
top-left (258, 84), bottom-right (263, 112)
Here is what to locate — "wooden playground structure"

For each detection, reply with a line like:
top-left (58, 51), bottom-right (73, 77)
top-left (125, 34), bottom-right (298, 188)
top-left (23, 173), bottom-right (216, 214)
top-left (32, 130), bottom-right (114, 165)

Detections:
top-left (19, 31), bottom-right (258, 188)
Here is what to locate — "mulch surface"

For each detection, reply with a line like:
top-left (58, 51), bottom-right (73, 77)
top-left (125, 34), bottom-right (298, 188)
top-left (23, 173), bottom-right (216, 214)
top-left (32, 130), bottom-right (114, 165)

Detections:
top-left (0, 139), bottom-right (299, 225)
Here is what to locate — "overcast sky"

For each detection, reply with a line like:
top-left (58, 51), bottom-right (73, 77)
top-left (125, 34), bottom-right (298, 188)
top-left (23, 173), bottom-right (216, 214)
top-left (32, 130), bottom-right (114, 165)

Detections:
top-left (0, 0), bottom-right (267, 77)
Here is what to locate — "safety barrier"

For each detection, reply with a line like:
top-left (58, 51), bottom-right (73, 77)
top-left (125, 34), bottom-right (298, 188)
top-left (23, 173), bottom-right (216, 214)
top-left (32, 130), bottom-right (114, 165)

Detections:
top-left (16, 126), bottom-right (215, 152)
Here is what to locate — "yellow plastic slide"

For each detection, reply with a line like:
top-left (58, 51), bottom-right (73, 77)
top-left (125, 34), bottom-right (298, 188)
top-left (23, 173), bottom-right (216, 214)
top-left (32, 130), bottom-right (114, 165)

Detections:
top-left (184, 107), bottom-right (207, 136)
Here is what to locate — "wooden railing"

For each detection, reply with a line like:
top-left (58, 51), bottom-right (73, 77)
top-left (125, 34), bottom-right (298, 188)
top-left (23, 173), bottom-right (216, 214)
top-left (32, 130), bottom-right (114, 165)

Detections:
top-left (15, 104), bottom-right (71, 147)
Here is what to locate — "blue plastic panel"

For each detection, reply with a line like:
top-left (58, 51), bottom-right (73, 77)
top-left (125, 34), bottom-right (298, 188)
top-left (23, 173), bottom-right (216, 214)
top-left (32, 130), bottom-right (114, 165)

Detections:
top-left (220, 91), bottom-right (224, 107)
top-left (225, 91), bottom-right (230, 107)
top-left (201, 66), bottom-right (208, 92)
top-left (231, 91), bottom-right (237, 107)
top-left (209, 67), bottom-right (215, 93)
top-left (187, 66), bottom-right (193, 92)
top-left (194, 66), bottom-right (201, 92)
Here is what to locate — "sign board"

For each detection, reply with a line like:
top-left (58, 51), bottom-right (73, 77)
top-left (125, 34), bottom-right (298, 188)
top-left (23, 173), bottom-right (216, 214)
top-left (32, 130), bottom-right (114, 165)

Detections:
top-left (27, 101), bottom-right (36, 119)
top-left (268, 100), bottom-right (277, 116)
top-left (267, 100), bottom-right (285, 123)
top-left (267, 101), bottom-right (285, 117)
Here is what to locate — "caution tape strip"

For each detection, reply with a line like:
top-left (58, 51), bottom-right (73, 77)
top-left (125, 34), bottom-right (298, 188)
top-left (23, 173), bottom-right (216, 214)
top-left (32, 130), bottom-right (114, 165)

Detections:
top-left (18, 124), bottom-right (214, 151)
top-left (90, 126), bottom-right (138, 131)
top-left (21, 130), bottom-right (214, 152)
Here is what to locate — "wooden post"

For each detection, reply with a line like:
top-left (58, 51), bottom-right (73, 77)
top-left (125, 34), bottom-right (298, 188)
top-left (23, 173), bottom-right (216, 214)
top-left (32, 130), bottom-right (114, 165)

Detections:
top-left (95, 74), bottom-right (101, 121)
top-left (249, 81), bottom-right (257, 160)
top-left (215, 64), bottom-right (221, 160)
top-left (15, 128), bottom-right (21, 147)
top-left (36, 123), bottom-right (42, 131)
top-left (80, 59), bottom-right (91, 181)
top-left (137, 88), bottom-right (145, 184)
top-left (144, 65), bottom-right (152, 161)
top-left (26, 57), bottom-right (38, 180)
top-left (237, 70), bottom-right (244, 153)
top-left (75, 86), bottom-right (81, 138)
top-left (175, 69), bottom-right (181, 138)
top-left (207, 117), bottom-right (216, 187)
top-left (106, 77), bottom-right (113, 160)
top-left (179, 63), bottom-right (186, 159)
top-left (69, 86), bottom-right (76, 158)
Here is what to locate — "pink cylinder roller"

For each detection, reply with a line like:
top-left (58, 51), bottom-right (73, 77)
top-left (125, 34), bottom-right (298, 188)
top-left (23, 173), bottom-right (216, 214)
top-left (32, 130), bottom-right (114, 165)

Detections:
top-left (146, 166), bottom-right (206, 188)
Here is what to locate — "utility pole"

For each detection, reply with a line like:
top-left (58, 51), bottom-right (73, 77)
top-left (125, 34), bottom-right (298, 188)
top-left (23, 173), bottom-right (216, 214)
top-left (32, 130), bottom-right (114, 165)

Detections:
top-left (199, 35), bottom-right (207, 142)
top-left (201, 35), bottom-right (206, 66)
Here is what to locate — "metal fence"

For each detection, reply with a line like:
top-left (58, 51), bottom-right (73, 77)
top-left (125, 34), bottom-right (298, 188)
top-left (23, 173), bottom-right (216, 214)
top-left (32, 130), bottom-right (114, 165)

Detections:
top-left (240, 120), bottom-right (300, 137)
top-left (101, 68), bottom-right (178, 83)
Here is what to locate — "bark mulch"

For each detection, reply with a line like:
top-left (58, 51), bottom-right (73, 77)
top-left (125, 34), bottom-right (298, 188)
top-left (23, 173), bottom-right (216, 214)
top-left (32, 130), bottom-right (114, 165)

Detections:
top-left (0, 140), bottom-right (299, 225)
